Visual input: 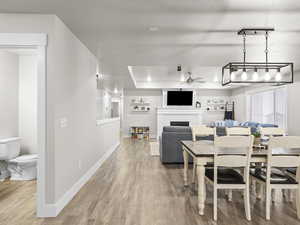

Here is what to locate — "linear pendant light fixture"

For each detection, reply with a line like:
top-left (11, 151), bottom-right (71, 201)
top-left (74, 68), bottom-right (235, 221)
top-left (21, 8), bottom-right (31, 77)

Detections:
top-left (222, 28), bottom-right (294, 86)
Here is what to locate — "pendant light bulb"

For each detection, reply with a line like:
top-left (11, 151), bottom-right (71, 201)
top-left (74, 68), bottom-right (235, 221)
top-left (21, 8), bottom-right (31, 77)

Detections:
top-left (231, 71), bottom-right (236, 80)
top-left (265, 69), bottom-right (271, 81)
top-left (241, 69), bottom-right (247, 81)
top-left (276, 69), bottom-right (282, 81)
top-left (253, 68), bottom-right (258, 81)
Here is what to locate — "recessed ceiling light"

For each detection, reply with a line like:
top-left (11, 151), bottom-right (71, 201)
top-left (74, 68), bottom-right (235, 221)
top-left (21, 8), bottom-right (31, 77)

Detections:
top-left (149, 26), bottom-right (159, 32)
top-left (114, 88), bottom-right (118, 94)
top-left (147, 76), bottom-right (152, 82)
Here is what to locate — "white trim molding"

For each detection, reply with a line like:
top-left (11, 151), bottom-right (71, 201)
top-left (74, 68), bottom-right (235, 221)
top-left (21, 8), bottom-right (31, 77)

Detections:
top-left (97, 117), bottom-right (120, 126)
top-left (44, 142), bottom-right (120, 217)
top-left (0, 33), bottom-right (47, 47)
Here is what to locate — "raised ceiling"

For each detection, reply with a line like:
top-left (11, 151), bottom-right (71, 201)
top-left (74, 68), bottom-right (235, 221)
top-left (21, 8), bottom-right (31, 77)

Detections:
top-left (1, 0), bottom-right (300, 90)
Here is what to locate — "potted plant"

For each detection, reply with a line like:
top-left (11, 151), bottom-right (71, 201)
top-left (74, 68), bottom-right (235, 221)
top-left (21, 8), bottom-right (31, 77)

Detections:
top-left (253, 131), bottom-right (261, 146)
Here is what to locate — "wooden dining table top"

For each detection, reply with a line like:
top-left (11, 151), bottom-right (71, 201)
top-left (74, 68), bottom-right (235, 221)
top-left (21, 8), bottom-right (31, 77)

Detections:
top-left (180, 140), bottom-right (300, 157)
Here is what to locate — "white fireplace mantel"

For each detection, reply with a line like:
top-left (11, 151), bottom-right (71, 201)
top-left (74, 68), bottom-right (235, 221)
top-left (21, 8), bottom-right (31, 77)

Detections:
top-left (156, 108), bottom-right (203, 139)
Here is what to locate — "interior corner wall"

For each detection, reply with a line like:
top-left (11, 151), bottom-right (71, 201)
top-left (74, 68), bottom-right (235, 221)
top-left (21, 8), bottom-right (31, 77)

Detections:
top-left (0, 51), bottom-right (19, 139)
top-left (18, 55), bottom-right (38, 154)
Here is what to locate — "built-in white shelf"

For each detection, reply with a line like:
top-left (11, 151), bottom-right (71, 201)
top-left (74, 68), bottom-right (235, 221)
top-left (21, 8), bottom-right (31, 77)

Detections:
top-left (132, 108), bottom-right (150, 112)
top-left (130, 102), bottom-right (150, 105)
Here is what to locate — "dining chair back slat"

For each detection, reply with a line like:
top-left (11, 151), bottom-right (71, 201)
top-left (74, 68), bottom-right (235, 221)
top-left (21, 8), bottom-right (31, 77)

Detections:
top-left (226, 127), bottom-right (251, 136)
top-left (192, 125), bottom-right (216, 142)
top-left (260, 127), bottom-right (286, 137)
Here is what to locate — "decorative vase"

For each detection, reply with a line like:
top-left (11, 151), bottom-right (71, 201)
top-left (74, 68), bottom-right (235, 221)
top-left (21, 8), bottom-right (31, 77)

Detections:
top-left (254, 137), bottom-right (261, 146)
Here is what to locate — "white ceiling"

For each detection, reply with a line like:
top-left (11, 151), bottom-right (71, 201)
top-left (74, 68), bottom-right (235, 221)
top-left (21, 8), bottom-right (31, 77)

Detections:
top-left (2, 0), bottom-right (300, 90)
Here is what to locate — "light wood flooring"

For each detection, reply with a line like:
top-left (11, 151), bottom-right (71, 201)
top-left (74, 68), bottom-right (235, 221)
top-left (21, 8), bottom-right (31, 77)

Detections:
top-left (1, 138), bottom-right (300, 225)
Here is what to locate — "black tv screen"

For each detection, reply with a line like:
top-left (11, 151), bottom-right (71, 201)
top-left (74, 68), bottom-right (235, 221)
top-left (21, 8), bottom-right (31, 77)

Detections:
top-left (167, 91), bottom-right (193, 106)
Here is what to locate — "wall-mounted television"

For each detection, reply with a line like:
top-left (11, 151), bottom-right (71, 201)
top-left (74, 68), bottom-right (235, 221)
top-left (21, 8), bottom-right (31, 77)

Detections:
top-left (167, 91), bottom-right (193, 106)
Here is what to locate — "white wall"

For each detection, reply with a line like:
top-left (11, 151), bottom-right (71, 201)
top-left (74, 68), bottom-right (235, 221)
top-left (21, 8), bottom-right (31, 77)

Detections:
top-left (18, 55), bottom-right (38, 154)
top-left (123, 89), bottom-right (162, 138)
top-left (286, 76), bottom-right (300, 135)
top-left (0, 51), bottom-right (19, 139)
top-left (0, 14), bottom-right (121, 211)
top-left (230, 88), bottom-right (247, 122)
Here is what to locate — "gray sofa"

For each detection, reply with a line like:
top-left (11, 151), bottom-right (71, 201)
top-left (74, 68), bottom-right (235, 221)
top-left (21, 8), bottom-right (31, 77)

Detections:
top-left (159, 126), bottom-right (218, 163)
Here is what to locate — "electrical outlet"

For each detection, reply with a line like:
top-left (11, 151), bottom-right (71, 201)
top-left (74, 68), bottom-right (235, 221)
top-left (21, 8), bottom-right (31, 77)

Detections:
top-left (78, 160), bottom-right (82, 170)
top-left (60, 117), bottom-right (68, 128)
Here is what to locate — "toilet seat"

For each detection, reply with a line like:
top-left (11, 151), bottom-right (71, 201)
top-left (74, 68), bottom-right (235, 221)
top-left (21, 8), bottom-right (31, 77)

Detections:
top-left (10, 154), bottom-right (38, 162)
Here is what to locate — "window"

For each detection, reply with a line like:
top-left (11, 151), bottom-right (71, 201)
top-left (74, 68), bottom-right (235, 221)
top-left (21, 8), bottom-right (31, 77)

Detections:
top-left (250, 88), bottom-right (287, 129)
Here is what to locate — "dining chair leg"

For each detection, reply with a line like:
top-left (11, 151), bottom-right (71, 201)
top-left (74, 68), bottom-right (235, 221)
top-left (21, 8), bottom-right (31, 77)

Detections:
top-left (266, 186), bottom-right (271, 220)
top-left (192, 162), bottom-right (196, 184)
top-left (213, 188), bottom-right (218, 221)
top-left (244, 187), bottom-right (251, 221)
top-left (296, 189), bottom-right (300, 219)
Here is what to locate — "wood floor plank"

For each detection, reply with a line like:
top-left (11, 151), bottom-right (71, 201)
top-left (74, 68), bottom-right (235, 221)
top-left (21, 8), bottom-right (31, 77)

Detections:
top-left (1, 138), bottom-right (300, 225)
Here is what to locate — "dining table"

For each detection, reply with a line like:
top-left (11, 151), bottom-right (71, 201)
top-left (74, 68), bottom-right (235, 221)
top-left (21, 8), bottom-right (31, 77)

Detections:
top-left (180, 140), bottom-right (300, 216)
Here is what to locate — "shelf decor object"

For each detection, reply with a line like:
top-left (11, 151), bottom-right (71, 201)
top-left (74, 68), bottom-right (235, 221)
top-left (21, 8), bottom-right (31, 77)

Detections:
top-left (222, 28), bottom-right (293, 86)
top-left (130, 126), bottom-right (150, 140)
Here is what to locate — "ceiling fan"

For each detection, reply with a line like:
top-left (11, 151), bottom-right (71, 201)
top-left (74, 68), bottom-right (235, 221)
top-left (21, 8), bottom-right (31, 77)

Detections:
top-left (184, 72), bottom-right (206, 84)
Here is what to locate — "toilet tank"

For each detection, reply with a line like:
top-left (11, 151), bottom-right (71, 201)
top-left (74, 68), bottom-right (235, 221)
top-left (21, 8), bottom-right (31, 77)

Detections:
top-left (0, 137), bottom-right (21, 160)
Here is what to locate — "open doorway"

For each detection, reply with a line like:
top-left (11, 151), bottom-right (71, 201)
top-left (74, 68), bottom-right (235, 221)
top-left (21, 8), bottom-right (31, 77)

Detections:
top-left (0, 33), bottom-right (47, 217)
top-left (0, 48), bottom-right (39, 217)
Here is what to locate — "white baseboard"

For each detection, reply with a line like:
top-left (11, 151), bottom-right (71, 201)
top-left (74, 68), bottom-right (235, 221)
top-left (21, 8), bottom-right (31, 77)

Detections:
top-left (40, 141), bottom-right (120, 217)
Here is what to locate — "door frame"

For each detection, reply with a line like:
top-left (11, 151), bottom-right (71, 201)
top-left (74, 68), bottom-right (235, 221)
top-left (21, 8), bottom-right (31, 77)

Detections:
top-left (0, 33), bottom-right (47, 217)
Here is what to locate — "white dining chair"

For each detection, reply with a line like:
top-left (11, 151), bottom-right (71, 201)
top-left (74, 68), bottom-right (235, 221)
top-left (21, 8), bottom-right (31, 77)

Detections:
top-left (255, 127), bottom-right (286, 201)
top-left (205, 135), bottom-right (254, 221)
top-left (192, 125), bottom-right (216, 142)
top-left (260, 127), bottom-right (286, 137)
top-left (226, 127), bottom-right (251, 136)
top-left (225, 127), bottom-right (251, 201)
top-left (191, 126), bottom-right (216, 183)
top-left (251, 136), bottom-right (300, 220)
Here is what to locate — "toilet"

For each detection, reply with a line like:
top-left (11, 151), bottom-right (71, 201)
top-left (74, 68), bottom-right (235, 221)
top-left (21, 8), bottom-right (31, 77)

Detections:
top-left (0, 137), bottom-right (38, 181)
top-left (8, 154), bottom-right (38, 180)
